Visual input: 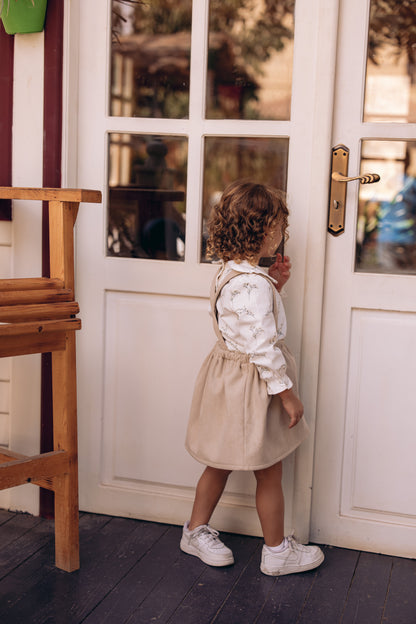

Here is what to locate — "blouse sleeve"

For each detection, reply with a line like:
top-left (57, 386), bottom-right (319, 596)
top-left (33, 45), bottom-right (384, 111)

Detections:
top-left (216, 274), bottom-right (293, 395)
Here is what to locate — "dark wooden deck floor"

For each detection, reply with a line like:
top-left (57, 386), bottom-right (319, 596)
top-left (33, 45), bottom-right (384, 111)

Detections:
top-left (1, 509), bottom-right (415, 624)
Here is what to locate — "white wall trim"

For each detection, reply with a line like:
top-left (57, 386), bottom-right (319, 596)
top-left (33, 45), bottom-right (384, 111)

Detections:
top-left (4, 31), bottom-right (46, 515)
top-left (61, 0), bottom-right (80, 189)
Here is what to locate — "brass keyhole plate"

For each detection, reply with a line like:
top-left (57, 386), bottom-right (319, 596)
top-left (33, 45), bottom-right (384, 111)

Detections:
top-left (328, 144), bottom-right (349, 236)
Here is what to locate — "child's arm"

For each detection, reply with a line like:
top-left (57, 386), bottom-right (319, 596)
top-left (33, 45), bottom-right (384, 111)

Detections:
top-left (278, 387), bottom-right (304, 428)
top-left (268, 254), bottom-right (291, 292)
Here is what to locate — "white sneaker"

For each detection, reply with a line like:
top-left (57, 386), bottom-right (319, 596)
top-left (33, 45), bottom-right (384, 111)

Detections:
top-left (180, 522), bottom-right (234, 567)
top-left (260, 536), bottom-right (324, 576)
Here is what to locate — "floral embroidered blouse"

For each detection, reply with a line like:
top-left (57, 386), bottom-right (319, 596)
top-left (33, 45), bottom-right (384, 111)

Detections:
top-left (215, 260), bottom-right (293, 395)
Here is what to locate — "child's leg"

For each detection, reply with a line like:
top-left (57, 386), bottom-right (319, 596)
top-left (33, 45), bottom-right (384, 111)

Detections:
top-left (254, 462), bottom-right (325, 576)
top-left (188, 466), bottom-right (231, 529)
top-left (254, 461), bottom-right (284, 547)
top-left (181, 466), bottom-right (234, 566)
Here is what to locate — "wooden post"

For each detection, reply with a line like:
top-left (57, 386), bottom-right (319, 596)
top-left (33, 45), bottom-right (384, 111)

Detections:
top-left (49, 200), bottom-right (79, 572)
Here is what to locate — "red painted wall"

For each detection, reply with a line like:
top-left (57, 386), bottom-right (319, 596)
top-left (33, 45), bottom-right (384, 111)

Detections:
top-left (0, 23), bottom-right (13, 220)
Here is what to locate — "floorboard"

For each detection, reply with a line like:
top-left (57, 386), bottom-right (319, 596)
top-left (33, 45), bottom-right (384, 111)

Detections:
top-left (254, 561), bottom-right (319, 624)
top-left (382, 557), bottom-right (416, 624)
top-left (296, 545), bottom-right (360, 624)
top-left (167, 532), bottom-right (260, 624)
top-left (84, 524), bottom-right (189, 624)
top-left (340, 551), bottom-right (393, 624)
top-left (211, 544), bottom-right (277, 624)
top-left (0, 512), bottom-right (415, 624)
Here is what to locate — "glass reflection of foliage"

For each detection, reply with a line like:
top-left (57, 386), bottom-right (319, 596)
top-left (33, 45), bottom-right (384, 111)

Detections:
top-left (365, 0), bottom-right (416, 122)
top-left (201, 137), bottom-right (289, 261)
top-left (368, 0), bottom-right (416, 66)
top-left (111, 0), bottom-right (192, 119)
top-left (110, 0), bottom-right (294, 120)
top-left (207, 0), bottom-right (295, 120)
top-left (111, 1), bottom-right (144, 42)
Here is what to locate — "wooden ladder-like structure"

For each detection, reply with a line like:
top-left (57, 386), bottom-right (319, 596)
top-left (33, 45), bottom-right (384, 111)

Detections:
top-left (0, 187), bottom-right (101, 572)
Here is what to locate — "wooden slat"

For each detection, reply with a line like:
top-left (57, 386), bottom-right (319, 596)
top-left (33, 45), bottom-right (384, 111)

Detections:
top-left (0, 450), bottom-right (70, 489)
top-left (0, 301), bottom-right (79, 322)
top-left (0, 333), bottom-right (67, 357)
top-left (0, 318), bottom-right (81, 338)
top-left (0, 448), bottom-right (27, 462)
top-left (0, 277), bottom-right (64, 292)
top-left (0, 449), bottom-right (55, 490)
top-left (0, 187), bottom-right (102, 203)
top-left (0, 288), bottom-right (73, 306)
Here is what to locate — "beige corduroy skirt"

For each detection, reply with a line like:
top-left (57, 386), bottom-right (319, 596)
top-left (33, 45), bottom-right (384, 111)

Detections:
top-left (185, 339), bottom-right (309, 471)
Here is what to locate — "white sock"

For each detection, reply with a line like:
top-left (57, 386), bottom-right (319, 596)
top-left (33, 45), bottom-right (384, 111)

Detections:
top-left (184, 521), bottom-right (205, 533)
top-left (264, 537), bottom-right (288, 553)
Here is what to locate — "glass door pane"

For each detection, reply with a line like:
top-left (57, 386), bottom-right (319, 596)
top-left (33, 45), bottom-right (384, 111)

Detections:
top-left (356, 140), bottom-right (416, 274)
top-left (108, 134), bottom-right (188, 260)
top-left (201, 137), bottom-right (289, 261)
top-left (206, 0), bottom-right (295, 120)
top-left (110, 0), bottom-right (192, 118)
top-left (364, 0), bottom-right (416, 123)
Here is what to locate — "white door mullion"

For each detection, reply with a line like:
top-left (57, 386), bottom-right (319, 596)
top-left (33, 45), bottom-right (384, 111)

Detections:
top-left (189, 0), bottom-right (209, 122)
top-left (184, 130), bottom-right (204, 263)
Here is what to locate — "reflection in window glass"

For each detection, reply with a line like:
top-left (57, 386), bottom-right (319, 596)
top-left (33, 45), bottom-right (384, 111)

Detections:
top-left (201, 137), bottom-right (289, 261)
top-left (206, 0), bottom-right (295, 120)
top-left (364, 1), bottom-right (416, 122)
top-left (107, 134), bottom-right (188, 260)
top-left (110, 0), bottom-right (192, 118)
top-left (356, 141), bottom-right (416, 274)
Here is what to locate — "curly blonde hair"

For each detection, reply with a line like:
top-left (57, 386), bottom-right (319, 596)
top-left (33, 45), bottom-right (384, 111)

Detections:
top-left (206, 180), bottom-right (289, 263)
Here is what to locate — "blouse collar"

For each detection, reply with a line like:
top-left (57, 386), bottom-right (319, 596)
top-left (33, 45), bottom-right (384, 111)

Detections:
top-left (225, 260), bottom-right (277, 284)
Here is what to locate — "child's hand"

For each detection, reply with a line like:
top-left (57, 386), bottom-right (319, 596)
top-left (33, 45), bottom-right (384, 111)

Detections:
top-left (268, 254), bottom-right (291, 292)
top-left (279, 388), bottom-right (304, 428)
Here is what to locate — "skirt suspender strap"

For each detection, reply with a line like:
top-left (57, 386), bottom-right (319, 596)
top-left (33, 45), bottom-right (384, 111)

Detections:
top-left (210, 266), bottom-right (276, 343)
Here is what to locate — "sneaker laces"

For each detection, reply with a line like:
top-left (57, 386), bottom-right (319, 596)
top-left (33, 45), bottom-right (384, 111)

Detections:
top-left (286, 535), bottom-right (310, 553)
top-left (192, 525), bottom-right (222, 546)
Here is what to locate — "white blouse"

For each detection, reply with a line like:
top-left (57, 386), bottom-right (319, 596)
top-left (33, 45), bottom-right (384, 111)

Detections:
top-left (215, 261), bottom-right (293, 395)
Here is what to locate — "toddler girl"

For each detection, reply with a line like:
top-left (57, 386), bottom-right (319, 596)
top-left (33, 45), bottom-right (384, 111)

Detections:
top-left (181, 181), bottom-right (324, 576)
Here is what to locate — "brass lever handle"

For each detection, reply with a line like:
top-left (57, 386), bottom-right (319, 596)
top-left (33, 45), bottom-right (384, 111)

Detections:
top-left (328, 144), bottom-right (381, 236)
top-left (331, 172), bottom-right (380, 184)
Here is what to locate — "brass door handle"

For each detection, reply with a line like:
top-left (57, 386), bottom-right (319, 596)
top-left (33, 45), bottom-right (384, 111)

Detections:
top-left (328, 144), bottom-right (380, 236)
top-left (331, 172), bottom-right (380, 184)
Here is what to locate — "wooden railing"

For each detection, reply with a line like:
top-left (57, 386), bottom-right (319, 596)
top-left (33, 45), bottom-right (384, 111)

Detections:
top-left (0, 187), bottom-right (101, 572)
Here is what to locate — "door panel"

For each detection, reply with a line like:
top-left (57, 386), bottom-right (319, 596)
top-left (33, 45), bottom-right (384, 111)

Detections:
top-left (342, 309), bottom-right (416, 519)
top-left (102, 291), bottom-right (213, 487)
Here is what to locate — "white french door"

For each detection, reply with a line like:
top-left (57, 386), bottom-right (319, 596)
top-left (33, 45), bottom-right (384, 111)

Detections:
top-left (71, 0), bottom-right (337, 542)
top-left (311, 0), bottom-right (416, 557)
